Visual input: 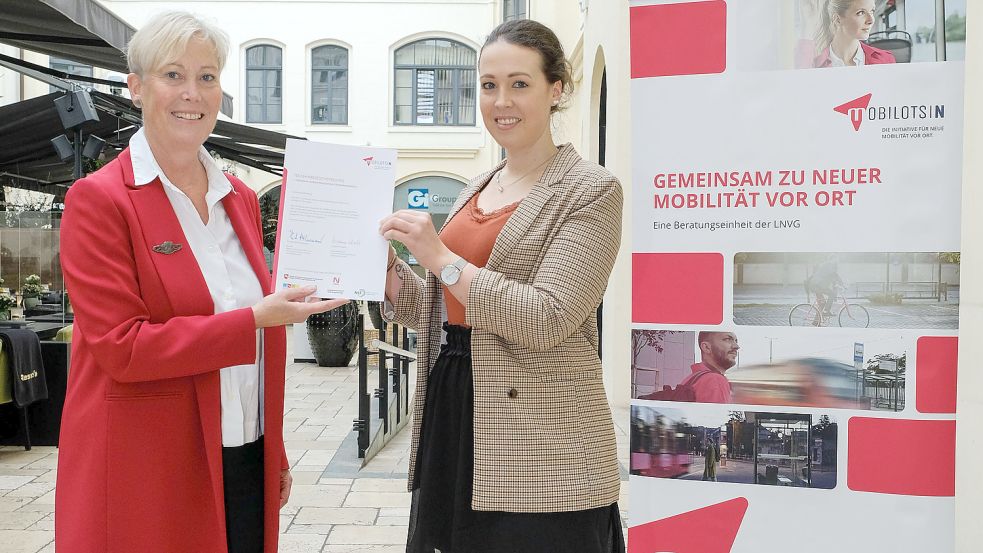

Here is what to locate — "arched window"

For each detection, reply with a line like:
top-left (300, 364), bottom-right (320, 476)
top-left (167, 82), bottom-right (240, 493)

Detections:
top-left (394, 39), bottom-right (476, 126)
top-left (504, 0), bottom-right (527, 21)
top-left (311, 45), bottom-right (349, 124)
top-left (245, 44), bottom-right (282, 123)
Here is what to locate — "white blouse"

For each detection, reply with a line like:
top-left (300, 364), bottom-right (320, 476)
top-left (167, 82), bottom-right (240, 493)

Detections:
top-left (829, 44), bottom-right (866, 67)
top-left (130, 128), bottom-right (264, 447)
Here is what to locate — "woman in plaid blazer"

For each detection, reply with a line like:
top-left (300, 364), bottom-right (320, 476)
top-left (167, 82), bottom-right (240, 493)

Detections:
top-left (380, 19), bottom-right (624, 553)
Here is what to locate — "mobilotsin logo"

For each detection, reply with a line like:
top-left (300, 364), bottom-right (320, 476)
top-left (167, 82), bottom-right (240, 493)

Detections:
top-left (408, 188), bottom-right (429, 209)
top-left (362, 156), bottom-right (393, 170)
top-left (834, 93), bottom-right (872, 131)
top-left (834, 92), bottom-right (945, 132)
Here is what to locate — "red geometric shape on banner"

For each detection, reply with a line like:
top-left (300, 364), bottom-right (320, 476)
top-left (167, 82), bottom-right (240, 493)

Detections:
top-left (916, 336), bottom-right (958, 414)
top-left (848, 418), bottom-right (955, 496)
top-left (630, 1), bottom-right (727, 79)
top-left (627, 497), bottom-right (748, 553)
top-left (833, 93), bottom-right (873, 131)
top-left (632, 252), bottom-right (723, 324)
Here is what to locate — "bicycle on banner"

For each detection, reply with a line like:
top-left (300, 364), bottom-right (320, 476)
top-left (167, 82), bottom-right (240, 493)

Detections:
top-left (789, 284), bottom-right (870, 328)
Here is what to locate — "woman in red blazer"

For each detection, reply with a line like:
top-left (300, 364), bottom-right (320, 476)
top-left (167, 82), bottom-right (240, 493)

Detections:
top-left (54, 12), bottom-right (342, 553)
top-left (813, 0), bottom-right (897, 67)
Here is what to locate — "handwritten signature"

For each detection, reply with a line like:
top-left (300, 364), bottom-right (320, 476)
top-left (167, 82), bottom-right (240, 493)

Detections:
top-left (288, 230), bottom-right (325, 244)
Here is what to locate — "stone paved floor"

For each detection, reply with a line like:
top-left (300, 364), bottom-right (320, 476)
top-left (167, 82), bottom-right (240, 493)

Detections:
top-left (734, 301), bottom-right (959, 329)
top-left (0, 329), bottom-right (630, 552)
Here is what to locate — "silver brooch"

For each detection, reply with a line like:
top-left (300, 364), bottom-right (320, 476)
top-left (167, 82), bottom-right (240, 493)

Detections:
top-left (152, 241), bottom-right (183, 255)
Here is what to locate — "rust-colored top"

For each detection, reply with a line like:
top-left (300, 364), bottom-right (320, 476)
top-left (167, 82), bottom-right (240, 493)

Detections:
top-left (439, 191), bottom-right (519, 326)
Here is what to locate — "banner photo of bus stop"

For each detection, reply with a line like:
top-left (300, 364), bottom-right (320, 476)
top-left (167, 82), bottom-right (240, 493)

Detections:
top-left (628, 2), bottom-right (964, 552)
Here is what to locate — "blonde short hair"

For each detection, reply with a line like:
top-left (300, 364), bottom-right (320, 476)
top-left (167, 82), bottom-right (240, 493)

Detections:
top-left (126, 11), bottom-right (229, 76)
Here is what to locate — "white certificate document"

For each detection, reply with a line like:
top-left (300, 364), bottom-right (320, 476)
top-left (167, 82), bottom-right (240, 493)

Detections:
top-left (273, 139), bottom-right (396, 301)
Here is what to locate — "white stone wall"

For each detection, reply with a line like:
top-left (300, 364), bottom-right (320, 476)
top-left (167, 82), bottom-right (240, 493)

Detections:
top-left (0, 45), bottom-right (23, 106)
top-left (100, 0), bottom-right (502, 193)
top-left (956, 0), bottom-right (983, 548)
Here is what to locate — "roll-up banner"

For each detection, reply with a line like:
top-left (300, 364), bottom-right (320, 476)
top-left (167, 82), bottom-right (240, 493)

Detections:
top-left (628, 1), bottom-right (964, 552)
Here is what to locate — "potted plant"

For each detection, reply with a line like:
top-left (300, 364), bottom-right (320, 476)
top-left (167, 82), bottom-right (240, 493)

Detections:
top-left (306, 300), bottom-right (360, 367)
top-left (366, 300), bottom-right (385, 331)
top-left (0, 292), bottom-right (15, 321)
top-left (21, 274), bottom-right (43, 309)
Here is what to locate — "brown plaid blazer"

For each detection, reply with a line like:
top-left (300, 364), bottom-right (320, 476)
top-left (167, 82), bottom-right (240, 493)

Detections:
top-left (386, 144), bottom-right (622, 512)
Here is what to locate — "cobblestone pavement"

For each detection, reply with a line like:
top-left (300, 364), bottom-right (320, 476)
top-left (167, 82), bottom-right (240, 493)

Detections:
top-left (734, 302), bottom-right (959, 329)
top-left (0, 329), bottom-right (630, 552)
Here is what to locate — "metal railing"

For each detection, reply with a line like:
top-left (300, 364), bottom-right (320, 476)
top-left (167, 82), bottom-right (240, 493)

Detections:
top-left (352, 313), bottom-right (414, 461)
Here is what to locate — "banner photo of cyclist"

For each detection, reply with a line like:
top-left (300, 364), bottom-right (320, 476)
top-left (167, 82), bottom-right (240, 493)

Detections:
top-left (733, 251), bottom-right (960, 329)
top-left (631, 328), bottom-right (907, 411)
top-left (630, 405), bottom-right (839, 490)
top-left (629, 1), bottom-right (962, 552)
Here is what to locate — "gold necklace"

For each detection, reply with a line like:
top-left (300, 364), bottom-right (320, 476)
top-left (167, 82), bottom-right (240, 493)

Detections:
top-left (496, 150), bottom-right (558, 193)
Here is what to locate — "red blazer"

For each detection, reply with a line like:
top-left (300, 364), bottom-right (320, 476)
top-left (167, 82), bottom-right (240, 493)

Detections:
top-left (55, 149), bottom-right (288, 553)
top-left (814, 42), bottom-right (897, 67)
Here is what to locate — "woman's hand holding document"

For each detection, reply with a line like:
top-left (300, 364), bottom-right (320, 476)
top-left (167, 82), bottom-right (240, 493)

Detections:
top-left (273, 138), bottom-right (395, 301)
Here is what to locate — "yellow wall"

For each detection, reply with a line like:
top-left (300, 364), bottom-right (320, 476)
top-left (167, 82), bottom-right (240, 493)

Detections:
top-left (535, 1), bottom-right (633, 406)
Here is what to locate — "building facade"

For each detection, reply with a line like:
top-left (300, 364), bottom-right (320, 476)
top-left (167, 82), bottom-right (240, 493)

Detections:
top-left (0, 0), bottom-right (634, 401)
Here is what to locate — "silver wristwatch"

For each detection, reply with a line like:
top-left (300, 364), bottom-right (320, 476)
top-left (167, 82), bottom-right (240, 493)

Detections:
top-left (439, 256), bottom-right (468, 286)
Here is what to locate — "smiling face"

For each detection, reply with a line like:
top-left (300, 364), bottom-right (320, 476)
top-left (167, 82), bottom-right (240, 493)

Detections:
top-left (835, 0), bottom-right (876, 41)
top-left (478, 39), bottom-right (562, 153)
top-left (127, 37), bottom-right (222, 153)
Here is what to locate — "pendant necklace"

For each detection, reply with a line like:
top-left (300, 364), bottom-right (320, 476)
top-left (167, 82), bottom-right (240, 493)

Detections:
top-left (496, 150), bottom-right (558, 193)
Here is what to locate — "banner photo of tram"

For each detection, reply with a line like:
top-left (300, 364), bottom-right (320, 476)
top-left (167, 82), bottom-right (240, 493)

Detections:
top-left (733, 251), bottom-right (960, 329)
top-left (630, 406), bottom-right (838, 490)
top-left (632, 329), bottom-right (907, 411)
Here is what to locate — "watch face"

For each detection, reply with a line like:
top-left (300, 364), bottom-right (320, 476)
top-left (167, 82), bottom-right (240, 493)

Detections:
top-left (441, 265), bottom-right (461, 285)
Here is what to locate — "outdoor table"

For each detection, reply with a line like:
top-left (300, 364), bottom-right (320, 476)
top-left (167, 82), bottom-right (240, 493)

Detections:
top-left (0, 320), bottom-right (67, 340)
top-left (22, 322), bottom-right (69, 341)
top-left (27, 313), bottom-right (74, 324)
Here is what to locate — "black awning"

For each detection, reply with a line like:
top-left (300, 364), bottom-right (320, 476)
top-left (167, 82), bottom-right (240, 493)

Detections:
top-left (0, 90), bottom-right (297, 201)
top-left (0, 0), bottom-right (134, 73)
top-left (0, 92), bottom-right (134, 199)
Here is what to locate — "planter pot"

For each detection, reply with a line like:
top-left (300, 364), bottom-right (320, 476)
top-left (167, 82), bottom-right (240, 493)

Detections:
top-left (306, 301), bottom-right (359, 367)
top-left (367, 301), bottom-right (385, 331)
top-left (23, 297), bottom-right (39, 309)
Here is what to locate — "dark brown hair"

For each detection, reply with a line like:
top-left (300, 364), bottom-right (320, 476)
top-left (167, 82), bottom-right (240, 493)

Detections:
top-left (481, 19), bottom-right (573, 113)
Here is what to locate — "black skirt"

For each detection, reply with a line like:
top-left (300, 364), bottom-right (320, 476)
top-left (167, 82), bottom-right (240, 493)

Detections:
top-left (407, 324), bottom-right (625, 553)
top-left (222, 438), bottom-right (264, 553)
